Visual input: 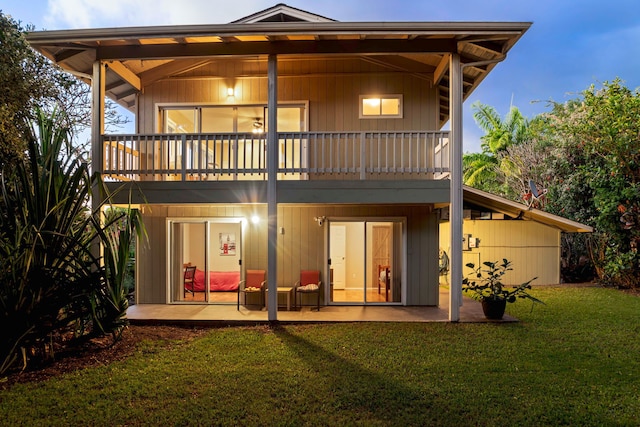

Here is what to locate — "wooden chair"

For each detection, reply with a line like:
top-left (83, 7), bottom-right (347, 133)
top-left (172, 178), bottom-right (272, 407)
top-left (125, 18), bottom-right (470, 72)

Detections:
top-left (183, 265), bottom-right (197, 298)
top-left (237, 269), bottom-right (266, 310)
top-left (294, 270), bottom-right (322, 311)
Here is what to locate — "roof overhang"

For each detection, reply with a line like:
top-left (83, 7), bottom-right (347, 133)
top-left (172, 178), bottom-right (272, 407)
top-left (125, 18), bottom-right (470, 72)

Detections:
top-left (26, 19), bottom-right (530, 121)
top-left (463, 186), bottom-right (593, 233)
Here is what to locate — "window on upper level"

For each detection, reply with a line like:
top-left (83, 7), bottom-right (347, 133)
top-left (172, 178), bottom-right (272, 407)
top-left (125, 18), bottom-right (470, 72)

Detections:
top-left (359, 95), bottom-right (403, 118)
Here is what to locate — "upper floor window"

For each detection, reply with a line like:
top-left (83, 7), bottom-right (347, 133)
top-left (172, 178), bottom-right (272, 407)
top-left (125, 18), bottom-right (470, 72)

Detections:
top-left (161, 104), bottom-right (306, 133)
top-left (359, 95), bottom-right (403, 119)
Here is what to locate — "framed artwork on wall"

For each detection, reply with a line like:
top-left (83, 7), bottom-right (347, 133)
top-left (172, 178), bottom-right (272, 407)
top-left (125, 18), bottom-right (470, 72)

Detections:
top-left (219, 233), bottom-right (236, 255)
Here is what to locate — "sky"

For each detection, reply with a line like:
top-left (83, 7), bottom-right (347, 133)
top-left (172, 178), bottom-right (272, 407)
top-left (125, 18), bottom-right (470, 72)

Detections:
top-left (2, 0), bottom-right (640, 153)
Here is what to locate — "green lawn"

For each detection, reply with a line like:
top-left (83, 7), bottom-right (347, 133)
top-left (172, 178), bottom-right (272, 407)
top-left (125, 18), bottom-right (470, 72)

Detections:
top-left (1, 286), bottom-right (639, 426)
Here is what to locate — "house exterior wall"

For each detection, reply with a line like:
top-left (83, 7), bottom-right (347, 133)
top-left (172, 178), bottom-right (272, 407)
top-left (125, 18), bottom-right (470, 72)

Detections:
top-left (137, 58), bottom-right (438, 134)
top-left (137, 203), bottom-right (439, 306)
top-left (439, 220), bottom-right (561, 286)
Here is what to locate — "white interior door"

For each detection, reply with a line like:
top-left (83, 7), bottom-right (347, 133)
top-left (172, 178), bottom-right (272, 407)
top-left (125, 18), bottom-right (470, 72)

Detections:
top-left (330, 224), bottom-right (346, 290)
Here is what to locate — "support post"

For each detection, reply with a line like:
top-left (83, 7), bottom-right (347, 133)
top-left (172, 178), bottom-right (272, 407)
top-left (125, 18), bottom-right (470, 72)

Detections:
top-left (91, 61), bottom-right (106, 259)
top-left (449, 53), bottom-right (463, 322)
top-left (91, 61), bottom-right (105, 204)
top-left (267, 55), bottom-right (278, 322)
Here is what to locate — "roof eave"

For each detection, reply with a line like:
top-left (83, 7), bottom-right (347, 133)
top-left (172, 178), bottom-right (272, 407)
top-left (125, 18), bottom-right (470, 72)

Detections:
top-left (26, 21), bottom-right (532, 44)
top-left (463, 186), bottom-right (593, 233)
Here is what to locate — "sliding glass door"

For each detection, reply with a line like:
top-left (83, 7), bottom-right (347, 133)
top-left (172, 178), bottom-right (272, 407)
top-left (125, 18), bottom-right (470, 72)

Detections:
top-left (328, 219), bottom-right (404, 305)
top-left (168, 219), bottom-right (242, 304)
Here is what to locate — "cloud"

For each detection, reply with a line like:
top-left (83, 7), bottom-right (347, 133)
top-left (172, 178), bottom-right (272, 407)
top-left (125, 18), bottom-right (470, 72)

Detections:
top-left (44, 0), bottom-right (269, 29)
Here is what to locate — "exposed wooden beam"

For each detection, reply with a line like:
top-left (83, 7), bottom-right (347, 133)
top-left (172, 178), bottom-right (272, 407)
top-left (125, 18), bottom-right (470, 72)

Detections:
top-left (464, 40), bottom-right (504, 56)
top-left (54, 48), bottom-right (85, 63)
top-left (360, 56), bottom-right (433, 82)
top-left (433, 54), bottom-right (450, 85)
top-left (112, 87), bottom-right (139, 101)
top-left (139, 59), bottom-right (212, 87)
top-left (97, 39), bottom-right (458, 60)
top-left (106, 60), bottom-right (141, 90)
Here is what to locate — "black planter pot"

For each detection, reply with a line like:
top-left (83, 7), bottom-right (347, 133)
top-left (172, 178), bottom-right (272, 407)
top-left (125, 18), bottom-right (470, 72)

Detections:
top-left (481, 298), bottom-right (507, 320)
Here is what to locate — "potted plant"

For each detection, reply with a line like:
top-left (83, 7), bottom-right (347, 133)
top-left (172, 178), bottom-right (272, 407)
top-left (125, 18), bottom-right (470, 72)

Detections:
top-left (462, 259), bottom-right (544, 320)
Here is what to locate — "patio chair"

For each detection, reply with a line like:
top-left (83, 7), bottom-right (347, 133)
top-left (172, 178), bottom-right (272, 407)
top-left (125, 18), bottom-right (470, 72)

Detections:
top-left (183, 265), bottom-right (197, 298)
top-left (237, 269), bottom-right (266, 310)
top-left (294, 270), bottom-right (322, 311)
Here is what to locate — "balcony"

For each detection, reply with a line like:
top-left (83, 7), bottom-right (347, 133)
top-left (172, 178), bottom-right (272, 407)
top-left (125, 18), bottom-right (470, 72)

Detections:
top-left (102, 131), bottom-right (450, 182)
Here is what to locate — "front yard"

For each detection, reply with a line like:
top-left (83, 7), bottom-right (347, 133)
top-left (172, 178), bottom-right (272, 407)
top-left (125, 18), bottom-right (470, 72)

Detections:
top-left (1, 286), bottom-right (638, 426)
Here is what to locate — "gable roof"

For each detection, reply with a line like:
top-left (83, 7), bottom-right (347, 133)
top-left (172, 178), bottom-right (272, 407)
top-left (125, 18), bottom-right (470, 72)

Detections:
top-left (231, 3), bottom-right (335, 23)
top-left (463, 186), bottom-right (593, 233)
top-left (26, 4), bottom-right (530, 123)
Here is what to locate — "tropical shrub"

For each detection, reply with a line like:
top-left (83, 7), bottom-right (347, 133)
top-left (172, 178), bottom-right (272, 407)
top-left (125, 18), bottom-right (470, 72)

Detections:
top-left (0, 109), bottom-right (143, 374)
top-left (541, 79), bottom-right (640, 289)
top-left (462, 259), bottom-right (542, 305)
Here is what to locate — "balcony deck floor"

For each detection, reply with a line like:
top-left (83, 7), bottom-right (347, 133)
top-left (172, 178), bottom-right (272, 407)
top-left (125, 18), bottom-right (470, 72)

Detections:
top-left (127, 288), bottom-right (517, 324)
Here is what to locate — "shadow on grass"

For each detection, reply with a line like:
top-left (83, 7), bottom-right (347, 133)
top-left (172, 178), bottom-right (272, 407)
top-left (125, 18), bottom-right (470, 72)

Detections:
top-left (272, 324), bottom-right (442, 425)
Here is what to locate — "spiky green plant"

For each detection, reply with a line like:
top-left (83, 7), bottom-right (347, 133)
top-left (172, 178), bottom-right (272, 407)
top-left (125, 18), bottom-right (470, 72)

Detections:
top-left (92, 206), bottom-right (145, 340)
top-left (0, 108), bottom-right (144, 374)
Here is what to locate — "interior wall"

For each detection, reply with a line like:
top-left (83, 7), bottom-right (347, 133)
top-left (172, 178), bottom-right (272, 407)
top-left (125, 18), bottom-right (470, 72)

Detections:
top-left (342, 222), bottom-right (365, 290)
top-left (209, 222), bottom-right (241, 271)
top-left (184, 223), bottom-right (205, 268)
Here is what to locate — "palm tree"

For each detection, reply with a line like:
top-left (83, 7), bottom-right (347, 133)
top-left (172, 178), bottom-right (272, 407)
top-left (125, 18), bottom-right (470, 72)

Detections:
top-left (463, 102), bottom-right (530, 196)
top-left (473, 101), bottom-right (529, 153)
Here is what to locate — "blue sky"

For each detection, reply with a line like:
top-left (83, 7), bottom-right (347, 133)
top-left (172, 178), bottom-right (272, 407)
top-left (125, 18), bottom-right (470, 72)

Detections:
top-left (2, 0), bottom-right (640, 152)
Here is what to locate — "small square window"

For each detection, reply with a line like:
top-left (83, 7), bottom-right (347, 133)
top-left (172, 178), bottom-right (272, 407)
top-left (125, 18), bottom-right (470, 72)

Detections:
top-left (359, 95), bottom-right (403, 118)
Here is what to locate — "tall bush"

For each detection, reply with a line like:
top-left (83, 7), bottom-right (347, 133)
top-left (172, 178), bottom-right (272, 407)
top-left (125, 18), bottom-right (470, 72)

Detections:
top-left (0, 109), bottom-right (142, 374)
top-left (542, 79), bottom-right (640, 288)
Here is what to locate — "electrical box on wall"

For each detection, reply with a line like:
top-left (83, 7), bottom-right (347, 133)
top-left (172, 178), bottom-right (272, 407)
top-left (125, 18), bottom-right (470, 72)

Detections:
top-left (463, 234), bottom-right (471, 251)
top-left (463, 234), bottom-right (480, 250)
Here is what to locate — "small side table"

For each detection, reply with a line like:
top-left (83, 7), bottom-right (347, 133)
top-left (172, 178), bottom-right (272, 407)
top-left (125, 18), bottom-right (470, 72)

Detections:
top-left (265, 286), bottom-right (294, 311)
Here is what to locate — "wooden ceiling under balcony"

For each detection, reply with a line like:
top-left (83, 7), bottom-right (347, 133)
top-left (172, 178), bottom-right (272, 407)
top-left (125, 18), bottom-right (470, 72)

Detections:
top-left (27, 21), bottom-right (530, 127)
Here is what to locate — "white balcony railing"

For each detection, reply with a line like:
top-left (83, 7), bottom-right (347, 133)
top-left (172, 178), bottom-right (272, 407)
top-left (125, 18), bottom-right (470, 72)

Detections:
top-left (102, 131), bottom-right (449, 182)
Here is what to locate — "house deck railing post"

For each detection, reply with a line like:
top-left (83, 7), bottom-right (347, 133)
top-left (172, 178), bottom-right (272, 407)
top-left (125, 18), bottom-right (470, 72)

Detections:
top-left (181, 134), bottom-right (187, 181)
top-left (360, 132), bottom-right (366, 180)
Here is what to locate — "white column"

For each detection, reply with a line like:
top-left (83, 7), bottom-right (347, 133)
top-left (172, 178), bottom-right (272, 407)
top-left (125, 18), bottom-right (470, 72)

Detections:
top-left (449, 53), bottom-right (463, 322)
top-left (267, 55), bottom-right (278, 322)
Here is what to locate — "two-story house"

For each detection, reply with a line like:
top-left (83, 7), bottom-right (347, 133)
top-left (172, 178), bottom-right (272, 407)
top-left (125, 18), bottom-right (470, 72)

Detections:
top-left (27, 4), bottom-right (537, 321)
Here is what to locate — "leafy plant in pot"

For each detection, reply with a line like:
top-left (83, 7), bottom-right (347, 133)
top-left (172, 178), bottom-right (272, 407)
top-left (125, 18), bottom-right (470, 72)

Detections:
top-left (462, 259), bottom-right (544, 320)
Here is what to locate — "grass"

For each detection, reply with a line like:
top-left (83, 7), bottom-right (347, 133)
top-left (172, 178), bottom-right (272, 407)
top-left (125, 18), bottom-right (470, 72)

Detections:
top-left (1, 286), bottom-right (639, 426)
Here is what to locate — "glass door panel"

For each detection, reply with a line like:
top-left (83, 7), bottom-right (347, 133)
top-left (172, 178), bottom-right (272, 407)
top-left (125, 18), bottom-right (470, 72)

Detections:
top-left (329, 219), bottom-right (403, 304)
top-left (201, 107), bottom-right (234, 133)
top-left (207, 221), bottom-right (242, 305)
top-left (367, 222), bottom-right (402, 303)
top-left (169, 221), bottom-right (207, 303)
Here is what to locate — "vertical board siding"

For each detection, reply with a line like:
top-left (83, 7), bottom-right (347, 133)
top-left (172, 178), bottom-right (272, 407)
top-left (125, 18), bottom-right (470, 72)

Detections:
top-left (439, 220), bottom-right (562, 286)
top-left (134, 58), bottom-right (440, 305)
top-left (138, 58), bottom-right (437, 134)
top-left (137, 203), bottom-right (438, 306)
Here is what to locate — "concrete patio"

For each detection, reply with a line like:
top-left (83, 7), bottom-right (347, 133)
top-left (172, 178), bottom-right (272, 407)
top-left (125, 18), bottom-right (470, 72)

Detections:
top-left (127, 288), bottom-right (517, 325)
